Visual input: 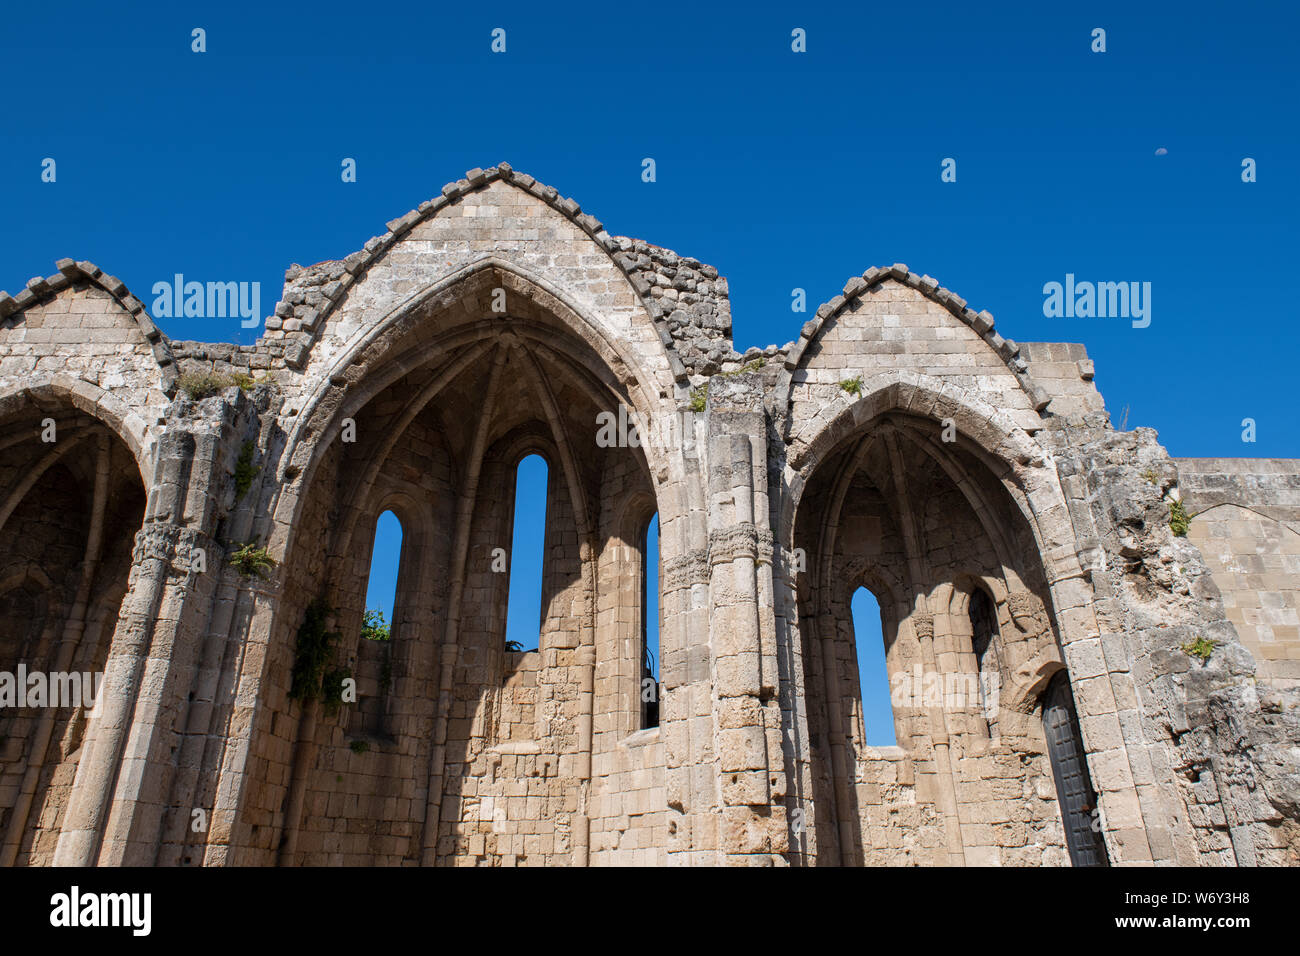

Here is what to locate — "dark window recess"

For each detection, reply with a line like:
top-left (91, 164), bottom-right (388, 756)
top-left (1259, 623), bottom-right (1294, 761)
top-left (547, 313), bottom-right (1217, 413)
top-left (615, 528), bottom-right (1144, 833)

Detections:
top-left (1042, 672), bottom-right (1110, 867)
top-left (642, 642), bottom-right (659, 729)
top-left (969, 588), bottom-right (997, 668)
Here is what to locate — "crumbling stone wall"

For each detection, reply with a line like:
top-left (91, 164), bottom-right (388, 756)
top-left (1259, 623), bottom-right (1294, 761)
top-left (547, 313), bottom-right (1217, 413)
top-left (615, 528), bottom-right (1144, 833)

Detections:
top-left (1177, 458), bottom-right (1300, 687)
top-left (0, 164), bottom-right (1296, 867)
top-left (1038, 420), bottom-right (1300, 865)
top-left (0, 382), bottom-right (148, 867)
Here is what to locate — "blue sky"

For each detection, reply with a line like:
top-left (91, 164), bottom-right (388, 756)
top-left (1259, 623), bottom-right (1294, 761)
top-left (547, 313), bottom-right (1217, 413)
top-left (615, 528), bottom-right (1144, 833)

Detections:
top-left (5, 1), bottom-right (1294, 728)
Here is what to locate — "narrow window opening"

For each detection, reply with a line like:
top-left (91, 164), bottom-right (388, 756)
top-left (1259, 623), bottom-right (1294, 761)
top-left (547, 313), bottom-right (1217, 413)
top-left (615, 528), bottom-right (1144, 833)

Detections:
top-left (969, 588), bottom-right (995, 667)
top-left (641, 512), bottom-right (660, 728)
top-left (851, 587), bottom-right (896, 746)
top-left (505, 455), bottom-right (548, 654)
top-left (968, 587), bottom-right (1002, 736)
top-left (356, 509), bottom-right (401, 736)
top-left (1042, 672), bottom-right (1110, 866)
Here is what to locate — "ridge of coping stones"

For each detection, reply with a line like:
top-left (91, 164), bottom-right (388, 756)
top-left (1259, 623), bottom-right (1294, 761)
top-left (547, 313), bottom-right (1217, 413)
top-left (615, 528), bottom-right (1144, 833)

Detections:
top-left (781, 262), bottom-right (1051, 413)
top-left (1, 259), bottom-right (179, 393)
top-left (284, 162), bottom-right (719, 382)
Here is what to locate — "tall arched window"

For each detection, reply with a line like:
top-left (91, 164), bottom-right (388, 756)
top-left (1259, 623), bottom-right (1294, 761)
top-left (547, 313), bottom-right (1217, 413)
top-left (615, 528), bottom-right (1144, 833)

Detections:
top-left (641, 512), bottom-right (660, 728)
top-left (355, 509), bottom-right (401, 736)
top-left (505, 455), bottom-right (548, 653)
top-left (851, 586), bottom-right (896, 746)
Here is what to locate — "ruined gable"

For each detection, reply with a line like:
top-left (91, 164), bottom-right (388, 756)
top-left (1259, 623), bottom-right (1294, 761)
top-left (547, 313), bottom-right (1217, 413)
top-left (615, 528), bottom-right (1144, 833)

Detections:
top-left (0, 166), bottom-right (1295, 868)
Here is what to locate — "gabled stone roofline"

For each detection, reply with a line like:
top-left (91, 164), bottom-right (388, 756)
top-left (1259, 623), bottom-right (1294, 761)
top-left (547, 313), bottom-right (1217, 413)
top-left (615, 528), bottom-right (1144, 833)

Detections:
top-left (1, 172), bottom-right (1050, 414)
top-left (0, 258), bottom-right (178, 392)
top-left (257, 162), bottom-right (727, 380)
top-left (779, 262), bottom-right (1051, 414)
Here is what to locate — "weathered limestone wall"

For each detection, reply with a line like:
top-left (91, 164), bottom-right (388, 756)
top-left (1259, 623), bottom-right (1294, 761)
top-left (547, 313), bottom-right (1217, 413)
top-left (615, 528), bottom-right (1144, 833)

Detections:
top-left (286, 409), bottom-right (456, 866)
top-left (1, 165), bottom-right (1296, 867)
top-left (0, 428), bottom-right (144, 864)
top-left (1018, 342), bottom-right (1107, 419)
top-left (1177, 458), bottom-right (1300, 686)
top-left (782, 271), bottom-right (1045, 460)
top-left (1039, 419), bottom-right (1300, 866)
top-left (0, 262), bottom-right (175, 863)
top-left (787, 407), bottom-right (1071, 865)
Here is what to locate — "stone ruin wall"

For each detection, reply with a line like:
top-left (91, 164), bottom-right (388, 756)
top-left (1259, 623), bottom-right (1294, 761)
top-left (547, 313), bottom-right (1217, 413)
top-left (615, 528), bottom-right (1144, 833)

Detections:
top-left (1177, 458), bottom-right (1300, 687)
top-left (0, 163), bottom-right (1296, 866)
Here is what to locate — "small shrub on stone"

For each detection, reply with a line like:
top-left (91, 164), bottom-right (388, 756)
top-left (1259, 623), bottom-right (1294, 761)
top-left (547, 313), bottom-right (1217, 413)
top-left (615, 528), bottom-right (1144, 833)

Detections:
top-left (1181, 636), bottom-right (1217, 662)
top-left (1168, 498), bottom-right (1190, 537)
top-left (229, 540), bottom-right (275, 578)
top-left (361, 608), bottom-right (390, 641)
top-left (320, 666), bottom-right (352, 716)
top-left (179, 370), bottom-right (272, 400)
top-left (839, 376), bottom-right (864, 396)
top-left (178, 371), bottom-right (230, 400)
top-left (721, 358), bottom-right (766, 377)
top-left (289, 599), bottom-right (340, 704)
top-left (689, 384), bottom-right (708, 413)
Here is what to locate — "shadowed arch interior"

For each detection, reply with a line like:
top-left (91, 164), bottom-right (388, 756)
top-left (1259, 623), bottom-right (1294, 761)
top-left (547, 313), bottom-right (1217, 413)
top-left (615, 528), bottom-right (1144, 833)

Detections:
top-left (236, 269), bottom-right (665, 867)
top-left (0, 395), bottom-right (146, 866)
top-left (790, 411), bottom-right (1077, 867)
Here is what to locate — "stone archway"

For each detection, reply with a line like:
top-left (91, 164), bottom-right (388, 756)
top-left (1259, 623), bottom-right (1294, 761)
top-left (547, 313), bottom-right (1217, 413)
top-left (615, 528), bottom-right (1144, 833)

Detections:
top-left (786, 406), bottom-right (1086, 867)
top-left (221, 266), bottom-right (681, 866)
top-left (0, 388), bottom-right (147, 865)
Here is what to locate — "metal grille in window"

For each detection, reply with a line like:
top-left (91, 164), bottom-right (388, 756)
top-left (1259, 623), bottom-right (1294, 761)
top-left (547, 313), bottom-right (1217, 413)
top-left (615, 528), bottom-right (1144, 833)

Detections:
top-left (1042, 672), bottom-right (1110, 867)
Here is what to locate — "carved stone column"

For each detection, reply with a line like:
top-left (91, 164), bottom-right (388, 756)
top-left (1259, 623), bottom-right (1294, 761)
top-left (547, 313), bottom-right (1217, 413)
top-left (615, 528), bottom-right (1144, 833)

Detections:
top-left (706, 375), bottom-right (787, 865)
top-left (54, 392), bottom-right (256, 866)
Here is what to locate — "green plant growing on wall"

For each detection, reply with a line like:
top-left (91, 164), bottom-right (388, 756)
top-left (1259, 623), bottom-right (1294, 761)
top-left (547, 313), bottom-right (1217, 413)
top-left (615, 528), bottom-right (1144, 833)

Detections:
top-left (689, 384), bottom-right (708, 413)
top-left (1181, 635), bottom-right (1217, 662)
top-left (361, 609), bottom-right (390, 642)
top-left (289, 598), bottom-right (342, 705)
top-left (349, 739), bottom-right (369, 754)
top-left (233, 440), bottom-right (259, 501)
top-left (1168, 498), bottom-right (1190, 537)
top-left (178, 371), bottom-right (230, 400)
top-left (179, 370), bottom-right (273, 400)
top-left (362, 608), bottom-right (393, 691)
top-left (229, 541), bottom-right (275, 578)
top-left (721, 358), bottom-right (766, 377)
top-left (1141, 468), bottom-right (1159, 485)
top-left (839, 376), bottom-right (863, 396)
top-left (320, 665), bottom-right (352, 716)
